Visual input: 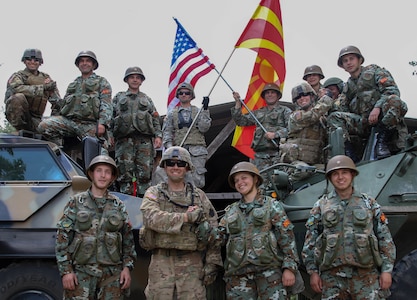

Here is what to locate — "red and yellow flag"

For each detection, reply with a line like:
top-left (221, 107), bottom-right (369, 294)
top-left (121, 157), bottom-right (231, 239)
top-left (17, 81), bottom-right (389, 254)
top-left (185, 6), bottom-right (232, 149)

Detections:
top-left (231, 0), bottom-right (285, 158)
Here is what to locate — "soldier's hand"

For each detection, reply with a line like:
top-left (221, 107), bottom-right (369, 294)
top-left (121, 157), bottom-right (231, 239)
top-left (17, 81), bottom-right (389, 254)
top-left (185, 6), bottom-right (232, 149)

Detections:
top-left (203, 263), bottom-right (219, 286)
top-left (62, 273), bottom-right (78, 291)
top-left (44, 80), bottom-right (57, 91)
top-left (186, 207), bottom-right (203, 223)
top-left (202, 96), bottom-right (209, 110)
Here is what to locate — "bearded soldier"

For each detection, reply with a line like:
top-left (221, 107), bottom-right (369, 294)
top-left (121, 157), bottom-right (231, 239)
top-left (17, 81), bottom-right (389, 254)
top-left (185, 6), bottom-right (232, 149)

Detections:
top-left (5, 48), bottom-right (61, 132)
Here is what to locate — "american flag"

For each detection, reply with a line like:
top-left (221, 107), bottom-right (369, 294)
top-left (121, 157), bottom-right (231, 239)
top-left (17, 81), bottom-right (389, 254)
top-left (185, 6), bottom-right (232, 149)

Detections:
top-left (167, 18), bottom-right (215, 112)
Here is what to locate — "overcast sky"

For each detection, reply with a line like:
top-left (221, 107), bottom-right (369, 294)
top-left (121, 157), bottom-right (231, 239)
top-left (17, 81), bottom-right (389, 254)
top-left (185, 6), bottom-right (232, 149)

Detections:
top-left (1, 0), bottom-right (416, 124)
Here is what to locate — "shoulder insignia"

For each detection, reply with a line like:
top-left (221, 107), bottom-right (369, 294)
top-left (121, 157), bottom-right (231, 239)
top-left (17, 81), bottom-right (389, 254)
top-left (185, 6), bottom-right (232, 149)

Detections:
top-left (283, 218), bottom-right (291, 228)
top-left (101, 88), bottom-right (111, 95)
top-left (145, 191), bottom-right (158, 201)
top-left (379, 77), bottom-right (388, 84)
top-left (380, 212), bottom-right (387, 223)
top-left (153, 111), bottom-right (159, 117)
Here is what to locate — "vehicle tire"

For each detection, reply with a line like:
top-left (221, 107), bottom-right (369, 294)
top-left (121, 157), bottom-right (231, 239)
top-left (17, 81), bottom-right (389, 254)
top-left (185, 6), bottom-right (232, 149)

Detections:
top-left (0, 261), bottom-right (63, 300)
top-left (389, 249), bottom-right (417, 300)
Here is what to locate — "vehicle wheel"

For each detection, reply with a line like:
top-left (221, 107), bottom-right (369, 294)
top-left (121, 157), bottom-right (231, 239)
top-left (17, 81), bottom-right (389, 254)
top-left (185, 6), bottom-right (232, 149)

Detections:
top-left (0, 261), bottom-right (62, 300)
top-left (389, 249), bottom-right (417, 299)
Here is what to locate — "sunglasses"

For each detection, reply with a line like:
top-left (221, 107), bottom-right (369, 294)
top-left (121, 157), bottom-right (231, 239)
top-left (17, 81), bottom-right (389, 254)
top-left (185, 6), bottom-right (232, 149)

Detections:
top-left (165, 159), bottom-right (188, 167)
top-left (178, 91), bottom-right (191, 96)
top-left (294, 92), bottom-right (311, 101)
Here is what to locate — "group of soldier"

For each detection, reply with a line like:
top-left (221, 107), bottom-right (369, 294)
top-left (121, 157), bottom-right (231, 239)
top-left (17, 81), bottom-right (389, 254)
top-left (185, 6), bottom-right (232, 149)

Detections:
top-left (4, 45), bottom-right (401, 299)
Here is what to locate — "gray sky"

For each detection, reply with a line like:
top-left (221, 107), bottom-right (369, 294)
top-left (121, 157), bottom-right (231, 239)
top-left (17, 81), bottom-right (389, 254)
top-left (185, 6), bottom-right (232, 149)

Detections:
top-left (1, 0), bottom-right (416, 124)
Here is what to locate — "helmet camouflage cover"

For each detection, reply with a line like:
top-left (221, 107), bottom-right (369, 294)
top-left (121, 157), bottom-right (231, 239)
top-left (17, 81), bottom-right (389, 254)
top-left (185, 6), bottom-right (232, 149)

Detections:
top-left (160, 146), bottom-right (194, 170)
top-left (291, 82), bottom-right (316, 103)
top-left (176, 82), bottom-right (195, 100)
top-left (21, 48), bottom-right (43, 64)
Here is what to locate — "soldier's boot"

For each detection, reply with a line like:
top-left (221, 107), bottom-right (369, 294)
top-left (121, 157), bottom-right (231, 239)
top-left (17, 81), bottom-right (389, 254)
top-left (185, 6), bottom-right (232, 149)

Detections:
top-left (375, 125), bottom-right (394, 159)
top-left (344, 141), bottom-right (360, 163)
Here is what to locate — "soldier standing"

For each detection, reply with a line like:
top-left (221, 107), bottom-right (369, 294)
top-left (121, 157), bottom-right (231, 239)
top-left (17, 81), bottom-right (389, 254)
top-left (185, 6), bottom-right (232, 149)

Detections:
top-left (302, 155), bottom-right (396, 299)
top-left (38, 50), bottom-right (112, 151)
top-left (5, 48), bottom-right (60, 132)
top-left (327, 45), bottom-right (408, 161)
top-left (140, 146), bottom-right (222, 299)
top-left (162, 82), bottom-right (211, 188)
top-left (231, 83), bottom-right (292, 190)
top-left (302, 65), bottom-right (325, 95)
top-left (112, 66), bottom-right (162, 197)
top-left (55, 155), bottom-right (136, 299)
top-left (213, 161), bottom-right (303, 299)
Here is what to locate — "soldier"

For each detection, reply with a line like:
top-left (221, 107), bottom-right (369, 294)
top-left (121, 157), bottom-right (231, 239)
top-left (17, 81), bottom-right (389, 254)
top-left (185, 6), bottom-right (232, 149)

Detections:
top-left (162, 82), bottom-right (211, 188)
top-left (55, 155), bottom-right (137, 299)
top-left (303, 65), bottom-right (325, 95)
top-left (302, 155), bottom-right (396, 299)
top-left (231, 83), bottom-right (292, 190)
top-left (140, 146), bottom-right (222, 299)
top-left (112, 66), bottom-right (162, 197)
top-left (212, 161), bottom-right (303, 299)
top-left (327, 45), bottom-right (408, 161)
top-left (4, 48), bottom-right (60, 132)
top-left (322, 77), bottom-right (344, 100)
top-left (38, 50), bottom-right (112, 152)
top-left (280, 82), bottom-right (333, 180)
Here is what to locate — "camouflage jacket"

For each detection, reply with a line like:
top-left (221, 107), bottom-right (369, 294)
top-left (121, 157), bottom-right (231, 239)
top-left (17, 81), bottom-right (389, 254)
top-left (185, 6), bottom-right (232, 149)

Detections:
top-left (140, 182), bottom-right (222, 267)
top-left (339, 64), bottom-right (401, 117)
top-left (55, 189), bottom-right (136, 276)
top-left (217, 196), bottom-right (299, 276)
top-left (163, 106), bottom-right (211, 148)
top-left (302, 189), bottom-right (396, 275)
top-left (231, 104), bottom-right (292, 151)
top-left (112, 90), bottom-right (162, 139)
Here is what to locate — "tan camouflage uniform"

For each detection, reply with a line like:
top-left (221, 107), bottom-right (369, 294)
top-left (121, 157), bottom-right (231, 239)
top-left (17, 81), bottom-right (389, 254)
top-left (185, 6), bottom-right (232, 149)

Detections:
top-left (55, 189), bottom-right (136, 299)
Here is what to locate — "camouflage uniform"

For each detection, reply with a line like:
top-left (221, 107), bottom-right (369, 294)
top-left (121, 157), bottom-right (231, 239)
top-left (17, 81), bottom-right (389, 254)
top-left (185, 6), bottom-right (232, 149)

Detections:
top-left (230, 104), bottom-right (291, 187)
top-left (38, 73), bottom-right (112, 150)
top-left (112, 90), bottom-right (162, 196)
top-left (55, 189), bottom-right (137, 299)
top-left (163, 106), bottom-right (211, 188)
top-left (215, 195), bottom-right (302, 299)
top-left (302, 189), bottom-right (396, 299)
top-left (140, 182), bottom-right (222, 300)
top-left (5, 68), bottom-right (60, 132)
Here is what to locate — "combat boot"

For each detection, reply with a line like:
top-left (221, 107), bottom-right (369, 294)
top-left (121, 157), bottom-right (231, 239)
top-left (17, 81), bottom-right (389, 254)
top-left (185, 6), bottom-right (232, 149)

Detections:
top-left (344, 141), bottom-right (360, 163)
top-left (375, 125), bottom-right (394, 159)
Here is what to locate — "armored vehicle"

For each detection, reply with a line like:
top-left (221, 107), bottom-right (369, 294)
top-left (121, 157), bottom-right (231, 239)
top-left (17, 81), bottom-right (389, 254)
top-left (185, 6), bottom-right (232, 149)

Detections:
top-left (1, 101), bottom-right (416, 299)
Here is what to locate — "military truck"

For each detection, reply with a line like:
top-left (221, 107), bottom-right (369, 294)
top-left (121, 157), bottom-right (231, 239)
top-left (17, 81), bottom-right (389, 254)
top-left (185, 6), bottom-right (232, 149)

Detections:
top-left (1, 101), bottom-right (416, 299)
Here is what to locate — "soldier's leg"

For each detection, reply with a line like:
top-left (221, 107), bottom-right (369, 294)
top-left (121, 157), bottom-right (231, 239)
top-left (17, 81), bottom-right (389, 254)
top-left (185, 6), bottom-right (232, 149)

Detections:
top-left (145, 253), bottom-right (176, 299)
top-left (320, 269), bottom-right (349, 299)
top-left (255, 269), bottom-right (288, 300)
top-left (63, 269), bottom-right (98, 299)
top-left (98, 266), bottom-right (124, 300)
top-left (349, 268), bottom-right (382, 299)
top-left (190, 154), bottom-right (207, 189)
top-left (115, 138), bottom-right (136, 195)
top-left (175, 252), bottom-right (206, 300)
top-left (134, 137), bottom-right (154, 197)
top-left (38, 116), bottom-right (78, 146)
top-left (5, 94), bottom-right (32, 131)
top-left (224, 273), bottom-right (258, 300)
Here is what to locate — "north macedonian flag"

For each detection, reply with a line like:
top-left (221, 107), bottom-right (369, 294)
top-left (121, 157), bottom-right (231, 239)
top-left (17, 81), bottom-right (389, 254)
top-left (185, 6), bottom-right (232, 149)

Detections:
top-left (231, 0), bottom-right (285, 159)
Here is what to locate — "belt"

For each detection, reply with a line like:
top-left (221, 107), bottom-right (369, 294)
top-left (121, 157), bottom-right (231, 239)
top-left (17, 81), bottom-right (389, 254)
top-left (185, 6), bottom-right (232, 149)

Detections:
top-left (152, 248), bottom-right (195, 257)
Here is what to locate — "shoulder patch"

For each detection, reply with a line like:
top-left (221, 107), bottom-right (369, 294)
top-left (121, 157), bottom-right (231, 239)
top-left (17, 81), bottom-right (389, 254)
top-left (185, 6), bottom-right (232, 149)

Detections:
top-left (283, 218), bottom-right (292, 228)
top-left (101, 88), bottom-right (111, 95)
top-left (379, 77), bottom-right (388, 84)
top-left (380, 212), bottom-right (387, 224)
top-left (145, 191), bottom-right (158, 201)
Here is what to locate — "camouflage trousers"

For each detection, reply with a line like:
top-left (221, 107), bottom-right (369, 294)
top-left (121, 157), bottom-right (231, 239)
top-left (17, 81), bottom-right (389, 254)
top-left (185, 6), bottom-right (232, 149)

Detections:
top-left (320, 267), bottom-right (390, 299)
top-left (37, 116), bottom-right (108, 153)
top-left (64, 265), bottom-right (126, 300)
top-left (145, 250), bottom-right (206, 300)
top-left (224, 269), bottom-right (290, 300)
top-left (252, 150), bottom-right (280, 192)
top-left (115, 135), bottom-right (155, 197)
top-left (188, 152), bottom-right (207, 188)
top-left (5, 93), bottom-right (42, 132)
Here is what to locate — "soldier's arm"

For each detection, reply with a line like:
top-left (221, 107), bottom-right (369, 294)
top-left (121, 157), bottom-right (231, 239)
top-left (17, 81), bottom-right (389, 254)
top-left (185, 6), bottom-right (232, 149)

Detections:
top-left (373, 65), bottom-right (401, 108)
top-left (196, 109), bottom-right (212, 133)
top-left (162, 112), bottom-right (175, 148)
top-left (301, 202), bottom-right (322, 275)
top-left (230, 106), bottom-right (256, 126)
top-left (8, 72), bottom-right (44, 98)
top-left (98, 77), bottom-right (113, 129)
top-left (119, 201), bottom-right (137, 271)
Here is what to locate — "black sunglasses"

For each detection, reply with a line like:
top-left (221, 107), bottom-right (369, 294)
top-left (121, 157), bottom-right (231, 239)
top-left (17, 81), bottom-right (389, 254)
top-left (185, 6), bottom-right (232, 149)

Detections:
top-left (178, 91), bottom-right (191, 96)
top-left (294, 92), bottom-right (311, 101)
top-left (165, 159), bottom-right (188, 167)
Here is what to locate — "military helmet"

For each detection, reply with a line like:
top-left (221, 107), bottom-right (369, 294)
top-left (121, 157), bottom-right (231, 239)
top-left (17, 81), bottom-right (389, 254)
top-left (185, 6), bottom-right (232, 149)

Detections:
top-left (176, 82), bottom-right (195, 100)
top-left (325, 155), bottom-right (359, 178)
top-left (75, 50), bottom-right (99, 70)
top-left (159, 146), bottom-right (194, 170)
top-left (123, 66), bottom-right (145, 82)
top-left (228, 161), bottom-right (263, 188)
top-left (303, 65), bottom-right (325, 80)
top-left (21, 48), bottom-right (43, 64)
top-left (337, 45), bottom-right (364, 67)
top-left (291, 82), bottom-right (317, 103)
top-left (323, 77), bottom-right (344, 93)
top-left (86, 155), bottom-right (118, 181)
top-left (261, 82), bottom-right (282, 99)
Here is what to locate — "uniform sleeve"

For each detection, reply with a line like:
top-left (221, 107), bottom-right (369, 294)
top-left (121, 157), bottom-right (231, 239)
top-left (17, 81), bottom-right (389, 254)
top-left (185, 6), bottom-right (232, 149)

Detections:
top-left (55, 197), bottom-right (77, 276)
top-left (163, 112), bottom-right (175, 148)
top-left (371, 198), bottom-right (396, 273)
top-left (196, 109), bottom-right (212, 133)
top-left (373, 65), bottom-right (401, 109)
top-left (140, 186), bottom-right (186, 234)
top-left (147, 96), bottom-right (162, 139)
top-left (230, 106), bottom-right (256, 126)
top-left (98, 77), bottom-right (113, 128)
top-left (301, 200), bottom-right (322, 274)
top-left (271, 199), bottom-right (300, 272)
top-left (7, 72), bottom-right (44, 98)
top-left (118, 200), bottom-right (137, 270)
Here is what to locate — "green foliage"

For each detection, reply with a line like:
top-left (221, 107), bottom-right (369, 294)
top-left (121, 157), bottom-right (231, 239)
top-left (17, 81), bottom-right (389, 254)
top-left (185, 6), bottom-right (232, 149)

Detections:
top-left (0, 106), bottom-right (15, 133)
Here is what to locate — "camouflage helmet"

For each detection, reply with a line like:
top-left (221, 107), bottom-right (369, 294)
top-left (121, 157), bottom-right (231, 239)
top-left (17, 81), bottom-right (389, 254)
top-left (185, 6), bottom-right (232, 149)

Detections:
top-left (159, 146), bottom-right (194, 170)
top-left (337, 45), bottom-right (364, 67)
top-left (325, 155), bottom-right (359, 179)
top-left (75, 50), bottom-right (99, 70)
top-left (323, 77), bottom-right (344, 93)
top-left (291, 82), bottom-right (316, 103)
top-left (21, 48), bottom-right (43, 64)
top-left (176, 82), bottom-right (195, 100)
top-left (303, 65), bottom-right (325, 80)
top-left (123, 66), bottom-right (145, 82)
top-left (86, 155), bottom-right (118, 181)
top-left (261, 83), bottom-right (282, 99)
top-left (228, 161), bottom-right (263, 188)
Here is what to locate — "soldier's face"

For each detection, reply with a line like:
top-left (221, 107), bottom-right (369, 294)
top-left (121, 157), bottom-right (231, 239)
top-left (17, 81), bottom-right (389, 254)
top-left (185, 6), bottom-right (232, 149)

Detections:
top-left (165, 159), bottom-right (188, 183)
top-left (233, 172), bottom-right (257, 196)
top-left (327, 85), bottom-right (340, 99)
top-left (177, 89), bottom-right (192, 104)
top-left (89, 164), bottom-right (115, 190)
top-left (305, 74), bottom-right (320, 87)
top-left (24, 58), bottom-right (40, 73)
top-left (341, 54), bottom-right (361, 75)
top-left (330, 169), bottom-right (354, 193)
top-left (263, 90), bottom-right (279, 105)
top-left (77, 57), bottom-right (95, 75)
top-left (127, 75), bottom-right (143, 90)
